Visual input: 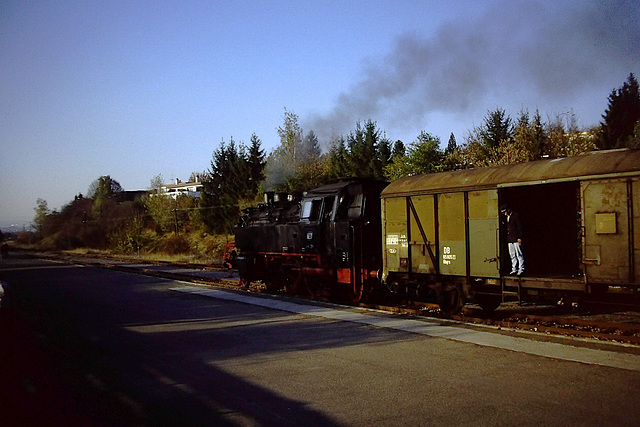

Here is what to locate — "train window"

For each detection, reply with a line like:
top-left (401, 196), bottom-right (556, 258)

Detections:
top-left (322, 196), bottom-right (336, 220)
top-left (347, 193), bottom-right (363, 219)
top-left (335, 185), bottom-right (363, 220)
top-left (301, 199), bottom-right (323, 222)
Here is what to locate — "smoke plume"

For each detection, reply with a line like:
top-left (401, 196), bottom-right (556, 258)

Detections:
top-left (306, 0), bottom-right (640, 145)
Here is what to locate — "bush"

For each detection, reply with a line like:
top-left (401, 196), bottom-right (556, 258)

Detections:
top-left (149, 233), bottom-right (192, 255)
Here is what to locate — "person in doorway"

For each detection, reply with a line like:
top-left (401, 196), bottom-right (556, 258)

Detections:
top-left (500, 204), bottom-right (524, 275)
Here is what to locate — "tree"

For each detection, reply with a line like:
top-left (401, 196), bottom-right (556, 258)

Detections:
top-left (513, 109), bottom-right (547, 160)
top-left (264, 109), bottom-right (330, 191)
top-left (201, 139), bottom-right (245, 234)
top-left (246, 133), bottom-right (266, 195)
top-left (459, 108), bottom-right (515, 167)
top-left (87, 175), bottom-right (123, 199)
top-left (445, 133), bottom-right (457, 155)
top-left (599, 73), bottom-right (640, 149)
top-left (410, 131), bottom-right (443, 173)
top-left (287, 156), bottom-right (330, 193)
top-left (392, 140), bottom-right (406, 159)
top-left (632, 121), bottom-right (640, 149)
top-left (384, 131), bottom-right (443, 181)
top-left (33, 198), bottom-right (50, 234)
top-left (501, 109), bottom-right (547, 163)
top-left (277, 108), bottom-right (304, 166)
top-left (149, 174), bottom-right (164, 193)
top-left (481, 108), bottom-right (513, 149)
top-left (144, 192), bottom-right (175, 233)
top-left (188, 171), bottom-right (205, 183)
top-left (377, 133), bottom-right (392, 171)
top-left (441, 133), bottom-right (462, 171)
top-left (87, 175), bottom-right (124, 216)
top-left (546, 112), bottom-right (596, 158)
top-left (264, 109), bottom-right (307, 190)
top-left (344, 120), bottom-right (388, 180)
top-left (300, 130), bottom-right (322, 165)
top-left (326, 136), bottom-right (350, 179)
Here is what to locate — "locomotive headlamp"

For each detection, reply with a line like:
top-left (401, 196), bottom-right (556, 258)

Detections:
top-left (307, 232), bottom-right (313, 240)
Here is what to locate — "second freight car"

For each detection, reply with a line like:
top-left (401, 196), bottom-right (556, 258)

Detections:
top-left (380, 148), bottom-right (640, 313)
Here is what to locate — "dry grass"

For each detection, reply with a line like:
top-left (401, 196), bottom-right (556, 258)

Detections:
top-left (20, 232), bottom-right (235, 266)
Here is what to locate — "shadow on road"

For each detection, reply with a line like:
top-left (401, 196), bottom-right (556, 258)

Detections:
top-left (0, 255), bottom-right (407, 425)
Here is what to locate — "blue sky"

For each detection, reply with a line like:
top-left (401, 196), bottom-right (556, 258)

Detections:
top-left (1, 0), bottom-right (638, 228)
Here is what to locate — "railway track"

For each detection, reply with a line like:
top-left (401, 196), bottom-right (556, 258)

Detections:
top-left (21, 250), bottom-right (640, 346)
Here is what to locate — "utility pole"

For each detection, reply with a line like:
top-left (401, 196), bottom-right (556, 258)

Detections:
top-left (172, 208), bottom-right (179, 235)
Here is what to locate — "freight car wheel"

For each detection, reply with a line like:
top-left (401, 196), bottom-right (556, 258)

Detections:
top-left (439, 283), bottom-right (464, 315)
top-left (474, 293), bottom-right (502, 312)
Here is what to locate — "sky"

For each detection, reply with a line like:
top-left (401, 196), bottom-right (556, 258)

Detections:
top-left (1, 0), bottom-right (638, 229)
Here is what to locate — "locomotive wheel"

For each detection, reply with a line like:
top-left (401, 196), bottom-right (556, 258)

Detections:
top-left (303, 277), bottom-right (321, 298)
top-left (361, 278), bottom-right (378, 302)
top-left (239, 277), bottom-right (251, 289)
top-left (347, 282), bottom-right (364, 304)
top-left (283, 269), bottom-right (303, 294)
top-left (439, 283), bottom-right (464, 315)
top-left (474, 293), bottom-right (502, 312)
top-left (264, 280), bottom-right (282, 292)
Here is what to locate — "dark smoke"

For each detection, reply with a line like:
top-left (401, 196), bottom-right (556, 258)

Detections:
top-left (306, 0), bottom-right (640, 145)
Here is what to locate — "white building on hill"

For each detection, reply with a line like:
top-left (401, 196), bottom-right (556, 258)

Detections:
top-left (158, 178), bottom-right (203, 199)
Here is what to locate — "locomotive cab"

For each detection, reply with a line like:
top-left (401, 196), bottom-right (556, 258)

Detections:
top-left (299, 180), bottom-right (385, 301)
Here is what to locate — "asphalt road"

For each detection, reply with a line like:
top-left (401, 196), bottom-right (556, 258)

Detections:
top-left (1, 254), bottom-right (640, 426)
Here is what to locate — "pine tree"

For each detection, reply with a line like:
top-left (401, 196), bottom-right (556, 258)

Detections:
top-left (383, 131), bottom-right (443, 180)
top-left (392, 140), bottom-right (406, 159)
top-left (327, 136), bottom-right (350, 179)
top-left (599, 73), bottom-right (640, 149)
top-left (201, 139), bottom-right (243, 234)
top-left (345, 120), bottom-right (387, 180)
top-left (246, 133), bottom-right (266, 196)
top-left (377, 133), bottom-right (392, 172)
top-left (481, 108), bottom-right (513, 149)
top-left (445, 133), bottom-right (457, 155)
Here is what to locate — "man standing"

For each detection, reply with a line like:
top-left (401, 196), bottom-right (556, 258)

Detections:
top-left (500, 204), bottom-right (524, 275)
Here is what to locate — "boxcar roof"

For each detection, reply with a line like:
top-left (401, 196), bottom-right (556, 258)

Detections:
top-left (381, 149), bottom-right (640, 198)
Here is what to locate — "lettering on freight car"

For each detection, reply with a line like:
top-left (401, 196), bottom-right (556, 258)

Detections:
top-left (442, 246), bottom-right (457, 265)
top-left (386, 234), bottom-right (408, 247)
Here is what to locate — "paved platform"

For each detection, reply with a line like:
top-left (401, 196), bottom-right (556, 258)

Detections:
top-left (173, 285), bottom-right (640, 372)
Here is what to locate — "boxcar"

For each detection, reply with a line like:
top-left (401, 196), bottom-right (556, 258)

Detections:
top-left (380, 149), bottom-right (640, 312)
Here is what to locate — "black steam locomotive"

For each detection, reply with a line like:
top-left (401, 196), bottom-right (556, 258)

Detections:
top-left (236, 179), bottom-right (387, 302)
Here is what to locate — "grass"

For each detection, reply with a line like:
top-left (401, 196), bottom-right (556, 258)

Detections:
top-left (11, 231), bottom-right (235, 267)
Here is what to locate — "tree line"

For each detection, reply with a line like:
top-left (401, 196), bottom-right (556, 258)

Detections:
top-left (24, 74), bottom-right (640, 254)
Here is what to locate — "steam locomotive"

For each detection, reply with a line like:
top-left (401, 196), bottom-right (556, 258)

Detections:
top-left (236, 149), bottom-right (640, 313)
